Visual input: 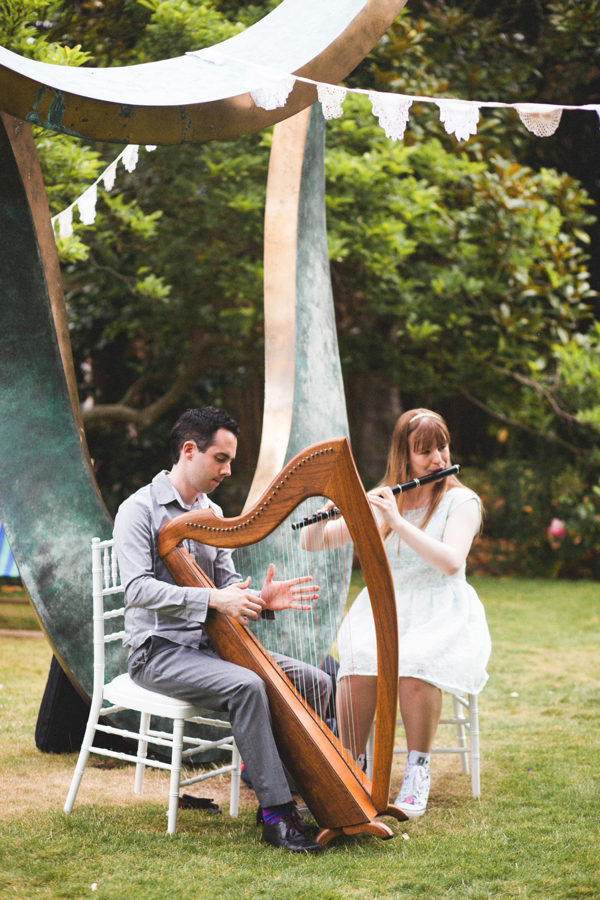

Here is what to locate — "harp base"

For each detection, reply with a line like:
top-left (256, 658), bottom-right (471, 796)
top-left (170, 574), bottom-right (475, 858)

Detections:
top-left (384, 803), bottom-right (410, 822)
top-left (315, 820), bottom-right (395, 846)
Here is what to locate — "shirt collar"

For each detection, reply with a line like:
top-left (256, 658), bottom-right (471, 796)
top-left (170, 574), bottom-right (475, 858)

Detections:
top-left (151, 470), bottom-right (208, 511)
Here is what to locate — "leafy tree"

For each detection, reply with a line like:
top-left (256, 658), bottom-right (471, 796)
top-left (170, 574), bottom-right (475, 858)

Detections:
top-left (2, 0), bottom-right (599, 543)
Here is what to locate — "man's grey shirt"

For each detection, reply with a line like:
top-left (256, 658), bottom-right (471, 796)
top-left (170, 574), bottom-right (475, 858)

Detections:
top-left (113, 470), bottom-right (243, 653)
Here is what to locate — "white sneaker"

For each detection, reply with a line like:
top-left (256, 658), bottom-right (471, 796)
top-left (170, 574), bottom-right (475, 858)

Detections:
top-left (395, 754), bottom-right (430, 818)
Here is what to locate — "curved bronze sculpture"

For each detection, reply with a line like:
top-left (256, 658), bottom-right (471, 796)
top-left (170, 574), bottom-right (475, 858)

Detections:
top-left (0, 0), bottom-right (407, 708)
top-left (0, 0), bottom-right (406, 144)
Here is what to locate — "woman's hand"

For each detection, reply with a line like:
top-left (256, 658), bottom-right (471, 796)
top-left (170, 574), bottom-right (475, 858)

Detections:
top-left (299, 500), bottom-right (349, 551)
top-left (368, 485), bottom-right (402, 531)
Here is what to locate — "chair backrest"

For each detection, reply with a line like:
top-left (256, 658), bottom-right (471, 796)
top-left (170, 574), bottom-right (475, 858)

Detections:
top-left (91, 537), bottom-right (128, 692)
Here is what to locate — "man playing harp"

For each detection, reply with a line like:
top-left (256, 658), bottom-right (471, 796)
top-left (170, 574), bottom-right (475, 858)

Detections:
top-left (113, 406), bottom-right (329, 853)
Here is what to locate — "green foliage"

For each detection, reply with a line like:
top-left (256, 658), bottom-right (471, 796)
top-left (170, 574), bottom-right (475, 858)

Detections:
top-left (3, 0), bottom-right (600, 553)
top-left (47, 0), bottom-right (152, 66)
top-left (324, 97), bottom-right (597, 448)
top-left (35, 133), bottom-right (105, 212)
top-left (214, 0), bottom-right (279, 27)
top-left (135, 0), bottom-right (241, 60)
top-left (0, 0), bottom-right (56, 56)
top-left (0, 0), bottom-right (91, 65)
top-left (553, 323), bottom-right (600, 430)
top-left (0, 2), bottom-right (163, 270)
top-left (360, 4), bottom-right (539, 103)
top-left (466, 458), bottom-right (600, 579)
top-left (103, 190), bottom-right (163, 237)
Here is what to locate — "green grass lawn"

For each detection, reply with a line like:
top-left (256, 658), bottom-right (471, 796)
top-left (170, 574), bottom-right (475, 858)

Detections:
top-left (0, 577), bottom-right (598, 899)
top-left (0, 583), bottom-right (41, 631)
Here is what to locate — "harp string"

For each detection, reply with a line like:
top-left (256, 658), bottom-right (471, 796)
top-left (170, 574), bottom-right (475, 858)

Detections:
top-left (333, 552), bottom-right (363, 763)
top-left (298, 497), bottom-right (350, 734)
top-left (292, 506), bottom-right (372, 766)
top-left (234, 496), bottom-right (353, 732)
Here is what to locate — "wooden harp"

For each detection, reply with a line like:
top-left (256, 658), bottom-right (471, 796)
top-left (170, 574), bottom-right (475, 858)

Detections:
top-left (157, 438), bottom-right (406, 845)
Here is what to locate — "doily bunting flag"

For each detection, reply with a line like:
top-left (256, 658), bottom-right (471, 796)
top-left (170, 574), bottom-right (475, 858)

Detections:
top-left (50, 55), bottom-right (600, 236)
top-left (515, 104), bottom-right (564, 137)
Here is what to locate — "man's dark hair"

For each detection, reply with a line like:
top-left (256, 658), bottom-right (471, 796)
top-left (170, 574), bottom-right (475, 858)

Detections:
top-left (170, 407), bottom-right (240, 464)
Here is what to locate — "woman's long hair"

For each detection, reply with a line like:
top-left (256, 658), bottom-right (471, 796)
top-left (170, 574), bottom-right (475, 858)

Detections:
top-left (379, 408), bottom-right (463, 540)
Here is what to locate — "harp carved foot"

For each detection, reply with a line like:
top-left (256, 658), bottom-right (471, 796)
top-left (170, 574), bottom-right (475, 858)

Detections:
top-left (384, 803), bottom-right (410, 822)
top-left (315, 820), bottom-right (395, 846)
top-left (315, 827), bottom-right (343, 846)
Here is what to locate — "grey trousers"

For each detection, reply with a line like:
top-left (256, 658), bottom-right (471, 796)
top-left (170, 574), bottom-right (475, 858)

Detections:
top-left (128, 633), bottom-right (331, 808)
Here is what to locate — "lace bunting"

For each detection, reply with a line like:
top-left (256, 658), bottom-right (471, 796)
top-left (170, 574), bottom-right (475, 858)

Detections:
top-left (317, 83), bottom-right (347, 120)
top-left (101, 160), bottom-right (118, 192)
top-left (52, 144), bottom-right (155, 238)
top-left (48, 52), bottom-right (596, 240)
top-left (56, 207), bottom-right (73, 239)
top-left (122, 144), bottom-right (140, 173)
top-left (436, 99), bottom-right (480, 141)
top-left (77, 183), bottom-right (98, 226)
top-left (369, 92), bottom-right (413, 141)
top-left (249, 68), bottom-right (296, 111)
top-left (516, 104), bottom-right (563, 137)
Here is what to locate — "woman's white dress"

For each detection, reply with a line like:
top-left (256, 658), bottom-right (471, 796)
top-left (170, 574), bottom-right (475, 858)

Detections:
top-left (336, 487), bottom-right (491, 696)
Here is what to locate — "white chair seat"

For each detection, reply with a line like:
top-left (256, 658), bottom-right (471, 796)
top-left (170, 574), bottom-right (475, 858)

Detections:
top-left (104, 673), bottom-right (202, 719)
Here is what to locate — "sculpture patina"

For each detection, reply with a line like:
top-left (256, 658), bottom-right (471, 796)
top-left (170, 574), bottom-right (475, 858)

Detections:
top-left (0, 0), bottom-right (407, 714)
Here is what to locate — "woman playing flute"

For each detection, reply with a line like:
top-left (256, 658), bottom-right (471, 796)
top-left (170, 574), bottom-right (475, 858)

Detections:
top-left (301, 408), bottom-right (491, 818)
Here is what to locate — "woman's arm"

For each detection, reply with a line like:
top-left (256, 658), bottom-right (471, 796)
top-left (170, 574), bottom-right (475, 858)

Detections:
top-left (369, 487), bottom-right (480, 576)
top-left (299, 504), bottom-right (352, 551)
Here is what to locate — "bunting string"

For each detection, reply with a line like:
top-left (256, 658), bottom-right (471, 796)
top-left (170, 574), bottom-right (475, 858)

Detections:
top-left (51, 143), bottom-right (156, 238)
top-left (190, 49), bottom-right (600, 134)
top-left (51, 50), bottom-right (600, 237)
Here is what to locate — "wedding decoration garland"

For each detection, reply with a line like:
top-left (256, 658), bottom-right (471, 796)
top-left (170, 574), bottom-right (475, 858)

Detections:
top-left (52, 143), bottom-right (156, 238)
top-left (51, 52), bottom-right (600, 239)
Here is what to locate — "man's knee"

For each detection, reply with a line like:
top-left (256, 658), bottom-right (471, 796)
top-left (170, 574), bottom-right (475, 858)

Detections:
top-left (230, 668), bottom-right (269, 705)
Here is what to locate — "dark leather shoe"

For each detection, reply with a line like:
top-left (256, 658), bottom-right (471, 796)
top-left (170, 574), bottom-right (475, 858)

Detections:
top-left (260, 808), bottom-right (323, 853)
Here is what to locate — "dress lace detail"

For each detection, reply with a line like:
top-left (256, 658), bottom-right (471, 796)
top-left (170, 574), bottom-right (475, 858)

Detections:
top-left (386, 506), bottom-right (466, 589)
top-left (336, 488), bottom-right (491, 696)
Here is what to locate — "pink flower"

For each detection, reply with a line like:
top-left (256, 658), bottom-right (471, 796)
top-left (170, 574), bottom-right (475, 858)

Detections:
top-left (547, 518), bottom-right (566, 540)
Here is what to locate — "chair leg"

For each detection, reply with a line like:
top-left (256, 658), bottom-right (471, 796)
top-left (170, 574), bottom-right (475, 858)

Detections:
top-left (229, 742), bottom-right (241, 817)
top-left (134, 711), bottom-right (151, 795)
top-left (167, 718), bottom-right (185, 834)
top-left (468, 694), bottom-right (481, 798)
top-left (453, 695), bottom-right (469, 775)
top-left (64, 706), bottom-right (102, 813)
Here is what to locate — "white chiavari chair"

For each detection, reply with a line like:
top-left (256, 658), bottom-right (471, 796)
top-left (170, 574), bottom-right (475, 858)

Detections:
top-left (64, 537), bottom-right (241, 833)
top-left (365, 692), bottom-right (481, 798)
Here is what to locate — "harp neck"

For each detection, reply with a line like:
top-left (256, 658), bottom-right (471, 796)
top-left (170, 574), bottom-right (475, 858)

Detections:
top-left (159, 439), bottom-right (350, 555)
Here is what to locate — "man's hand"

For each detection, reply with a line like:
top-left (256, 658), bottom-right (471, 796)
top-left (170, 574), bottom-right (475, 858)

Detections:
top-left (208, 577), bottom-right (266, 625)
top-left (260, 563), bottom-right (319, 611)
